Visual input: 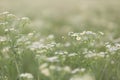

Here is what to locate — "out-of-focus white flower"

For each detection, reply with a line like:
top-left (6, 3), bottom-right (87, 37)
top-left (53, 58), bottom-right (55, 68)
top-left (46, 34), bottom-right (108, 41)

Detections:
top-left (115, 43), bottom-right (120, 47)
top-left (1, 47), bottom-right (10, 59)
top-left (105, 43), bottom-right (120, 53)
top-left (49, 65), bottom-right (56, 70)
top-left (55, 66), bottom-right (62, 71)
top-left (55, 51), bottom-right (64, 55)
top-left (106, 45), bottom-right (111, 48)
top-left (41, 68), bottom-right (50, 77)
top-left (71, 33), bottom-right (79, 37)
top-left (2, 47), bottom-right (10, 53)
top-left (76, 36), bottom-right (81, 41)
top-left (47, 34), bottom-right (54, 39)
top-left (80, 31), bottom-right (86, 35)
top-left (39, 63), bottom-right (48, 70)
top-left (84, 51), bottom-right (106, 58)
top-left (28, 33), bottom-right (34, 36)
top-left (99, 32), bottom-right (104, 35)
top-left (10, 28), bottom-right (15, 31)
top-left (7, 14), bottom-right (16, 18)
top-left (0, 22), bottom-right (8, 25)
top-left (106, 44), bottom-right (120, 52)
top-left (21, 17), bottom-right (29, 21)
top-left (84, 51), bottom-right (95, 58)
top-left (85, 31), bottom-right (96, 35)
top-left (70, 74), bottom-right (95, 80)
top-left (68, 53), bottom-right (77, 57)
top-left (4, 28), bottom-right (16, 32)
top-left (0, 36), bottom-right (7, 42)
top-left (65, 42), bottom-right (71, 47)
top-left (71, 68), bottom-right (80, 74)
top-left (111, 60), bottom-right (115, 64)
top-left (63, 66), bottom-right (71, 72)
top-left (97, 52), bottom-right (106, 58)
top-left (46, 56), bottom-right (59, 62)
top-left (68, 32), bottom-right (74, 36)
top-left (19, 73), bottom-right (34, 79)
top-left (55, 51), bottom-right (68, 55)
top-left (5, 29), bottom-right (9, 32)
top-left (1, 11), bottom-right (9, 15)
top-left (28, 42), bottom-right (44, 51)
top-left (80, 68), bottom-right (86, 72)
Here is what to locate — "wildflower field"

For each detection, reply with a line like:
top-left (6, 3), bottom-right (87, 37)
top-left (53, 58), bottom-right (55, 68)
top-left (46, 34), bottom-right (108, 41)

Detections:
top-left (0, 0), bottom-right (120, 80)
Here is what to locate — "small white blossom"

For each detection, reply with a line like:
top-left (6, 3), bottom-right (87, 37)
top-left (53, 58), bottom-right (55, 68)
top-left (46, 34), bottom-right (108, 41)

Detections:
top-left (80, 68), bottom-right (86, 72)
top-left (68, 53), bottom-right (77, 57)
top-left (65, 42), bottom-right (71, 47)
top-left (1, 11), bottom-right (9, 15)
top-left (10, 28), bottom-right (15, 31)
top-left (28, 33), bottom-right (34, 36)
top-left (71, 68), bottom-right (80, 74)
top-left (41, 68), bottom-right (50, 76)
top-left (0, 36), bottom-right (7, 42)
top-left (19, 73), bottom-right (34, 79)
top-left (111, 60), bottom-right (115, 64)
top-left (21, 17), bottom-right (29, 20)
top-left (7, 14), bottom-right (16, 18)
top-left (47, 34), bottom-right (54, 39)
top-left (70, 74), bottom-right (95, 80)
top-left (46, 56), bottom-right (59, 62)
top-left (5, 29), bottom-right (9, 32)
top-left (49, 65), bottom-right (56, 70)
top-left (39, 63), bottom-right (48, 70)
top-left (99, 32), bottom-right (104, 35)
top-left (63, 66), bottom-right (71, 72)
top-left (76, 36), bottom-right (81, 41)
top-left (0, 22), bottom-right (8, 25)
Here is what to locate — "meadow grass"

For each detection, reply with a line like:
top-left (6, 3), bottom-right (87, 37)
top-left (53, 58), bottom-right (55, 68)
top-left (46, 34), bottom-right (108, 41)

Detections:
top-left (0, 11), bottom-right (120, 80)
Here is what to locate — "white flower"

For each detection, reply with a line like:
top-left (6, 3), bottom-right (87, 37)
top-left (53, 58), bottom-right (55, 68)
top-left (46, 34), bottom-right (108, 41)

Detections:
top-left (70, 74), bottom-right (95, 80)
top-left (41, 68), bottom-right (50, 76)
top-left (80, 31), bottom-right (86, 35)
top-left (111, 60), bottom-right (115, 64)
top-left (68, 32), bottom-right (74, 36)
top-left (71, 68), bottom-right (80, 74)
top-left (76, 36), bottom-right (81, 41)
top-left (0, 36), bottom-right (7, 42)
top-left (84, 53), bottom-right (96, 58)
top-left (1, 11), bottom-right (9, 15)
top-left (28, 42), bottom-right (44, 50)
top-left (2, 47), bottom-right (10, 53)
top-left (106, 45), bottom-right (111, 48)
top-left (47, 34), bottom-right (54, 39)
top-left (49, 65), bottom-right (56, 70)
top-left (65, 42), bottom-right (71, 47)
top-left (21, 17), bottom-right (29, 20)
top-left (19, 73), bottom-right (34, 79)
top-left (68, 53), bottom-right (77, 57)
top-left (5, 29), bottom-right (9, 32)
top-left (63, 66), bottom-right (71, 72)
top-left (97, 52), bottom-right (106, 57)
top-left (80, 68), bottom-right (86, 72)
top-left (0, 22), bottom-right (8, 25)
top-left (99, 32), bottom-right (104, 35)
top-left (46, 56), bottom-right (59, 62)
top-left (10, 28), bottom-right (15, 31)
top-left (71, 33), bottom-right (79, 37)
top-left (28, 33), bottom-right (34, 36)
top-left (7, 14), bottom-right (16, 18)
top-left (39, 63), bottom-right (48, 70)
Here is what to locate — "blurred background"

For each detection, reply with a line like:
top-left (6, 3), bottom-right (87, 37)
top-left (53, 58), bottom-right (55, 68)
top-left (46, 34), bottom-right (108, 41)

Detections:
top-left (0, 0), bottom-right (120, 41)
